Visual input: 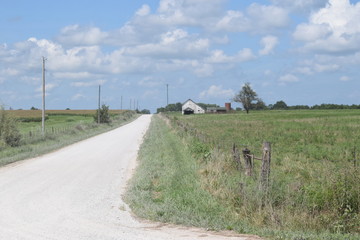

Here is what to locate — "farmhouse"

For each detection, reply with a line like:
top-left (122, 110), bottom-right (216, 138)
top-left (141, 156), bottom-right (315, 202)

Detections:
top-left (182, 99), bottom-right (205, 115)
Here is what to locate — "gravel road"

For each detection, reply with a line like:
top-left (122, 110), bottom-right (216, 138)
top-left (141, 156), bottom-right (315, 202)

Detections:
top-left (0, 115), bottom-right (260, 240)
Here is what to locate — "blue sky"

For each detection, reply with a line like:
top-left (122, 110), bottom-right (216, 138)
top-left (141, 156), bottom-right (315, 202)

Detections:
top-left (1, 0), bottom-right (360, 112)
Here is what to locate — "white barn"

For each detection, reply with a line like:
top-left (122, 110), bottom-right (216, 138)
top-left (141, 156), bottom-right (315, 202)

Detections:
top-left (182, 99), bottom-right (205, 115)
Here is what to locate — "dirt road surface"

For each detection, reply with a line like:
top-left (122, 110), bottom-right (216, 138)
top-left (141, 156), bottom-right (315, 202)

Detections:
top-left (0, 115), bottom-right (261, 240)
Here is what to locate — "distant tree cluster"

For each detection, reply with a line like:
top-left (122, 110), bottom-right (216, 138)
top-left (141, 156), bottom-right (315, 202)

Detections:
top-left (232, 83), bottom-right (360, 113)
top-left (268, 101), bottom-right (360, 110)
top-left (311, 104), bottom-right (360, 110)
top-left (157, 102), bottom-right (182, 113)
top-left (138, 109), bottom-right (151, 114)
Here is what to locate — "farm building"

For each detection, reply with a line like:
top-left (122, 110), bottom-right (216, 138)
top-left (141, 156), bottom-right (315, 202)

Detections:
top-left (206, 107), bottom-right (227, 114)
top-left (182, 99), bottom-right (205, 115)
top-left (206, 103), bottom-right (232, 114)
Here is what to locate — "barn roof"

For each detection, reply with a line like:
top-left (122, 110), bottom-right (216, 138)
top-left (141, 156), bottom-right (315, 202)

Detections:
top-left (182, 99), bottom-right (205, 110)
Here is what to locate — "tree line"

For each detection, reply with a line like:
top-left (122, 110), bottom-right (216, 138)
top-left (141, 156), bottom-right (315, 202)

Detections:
top-left (157, 82), bottom-right (360, 114)
top-left (233, 83), bottom-right (360, 113)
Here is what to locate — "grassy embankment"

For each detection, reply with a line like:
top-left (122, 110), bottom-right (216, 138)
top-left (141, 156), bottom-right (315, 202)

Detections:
top-left (0, 109), bottom-right (137, 167)
top-left (126, 110), bottom-right (359, 240)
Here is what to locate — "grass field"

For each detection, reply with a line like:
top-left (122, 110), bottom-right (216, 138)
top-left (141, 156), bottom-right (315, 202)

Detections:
top-left (0, 109), bottom-right (137, 167)
top-left (170, 110), bottom-right (360, 236)
top-left (6, 109), bottom-right (126, 121)
top-left (126, 110), bottom-right (359, 240)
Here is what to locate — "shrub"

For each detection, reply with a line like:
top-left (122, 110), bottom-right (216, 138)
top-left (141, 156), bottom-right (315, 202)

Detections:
top-left (94, 104), bottom-right (111, 124)
top-left (0, 107), bottom-right (22, 147)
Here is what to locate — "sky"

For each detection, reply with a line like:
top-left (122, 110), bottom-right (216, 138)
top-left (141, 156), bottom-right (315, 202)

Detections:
top-left (1, 0), bottom-right (360, 112)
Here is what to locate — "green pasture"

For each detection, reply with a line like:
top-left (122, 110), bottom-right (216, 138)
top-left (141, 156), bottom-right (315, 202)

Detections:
top-left (174, 109), bottom-right (360, 159)
top-left (138, 110), bottom-right (360, 239)
top-left (19, 114), bottom-right (93, 135)
top-left (0, 110), bottom-right (137, 167)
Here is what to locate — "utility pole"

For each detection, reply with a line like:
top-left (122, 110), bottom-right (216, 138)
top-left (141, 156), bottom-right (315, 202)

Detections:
top-left (121, 96), bottom-right (123, 110)
top-left (166, 84), bottom-right (169, 106)
top-left (98, 85), bottom-right (101, 124)
top-left (41, 56), bottom-right (47, 136)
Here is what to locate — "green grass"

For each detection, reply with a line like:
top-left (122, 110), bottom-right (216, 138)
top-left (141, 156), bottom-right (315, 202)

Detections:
top-left (127, 111), bottom-right (359, 240)
top-left (19, 114), bottom-right (93, 135)
top-left (0, 111), bottom-right (138, 167)
top-left (124, 115), bottom-right (234, 229)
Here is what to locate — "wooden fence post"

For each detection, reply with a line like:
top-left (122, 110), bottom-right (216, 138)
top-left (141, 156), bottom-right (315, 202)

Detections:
top-left (260, 142), bottom-right (271, 193)
top-left (242, 148), bottom-right (252, 176)
top-left (233, 144), bottom-right (241, 170)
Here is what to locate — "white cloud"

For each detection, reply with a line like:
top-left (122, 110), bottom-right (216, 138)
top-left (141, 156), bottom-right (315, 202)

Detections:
top-left (237, 48), bottom-right (257, 62)
top-left (264, 70), bottom-right (273, 76)
top-left (293, 0), bottom-right (360, 54)
top-left (53, 72), bottom-right (95, 79)
top-left (292, 23), bottom-right (331, 42)
top-left (193, 62), bottom-right (214, 77)
top-left (57, 25), bottom-right (108, 46)
top-left (161, 29), bottom-right (188, 44)
top-left (71, 93), bottom-right (86, 101)
top-left (270, 0), bottom-right (328, 12)
top-left (1, 68), bottom-right (19, 76)
top-left (157, 0), bottom-right (225, 27)
top-left (136, 4), bottom-right (151, 16)
top-left (35, 83), bottom-right (58, 93)
top-left (206, 48), bottom-right (255, 63)
top-left (278, 74), bottom-right (299, 84)
top-left (340, 76), bottom-right (350, 82)
top-left (137, 76), bottom-right (163, 87)
top-left (294, 60), bottom-right (341, 76)
top-left (199, 85), bottom-right (234, 99)
top-left (71, 79), bottom-right (106, 87)
top-left (295, 67), bottom-right (313, 75)
top-left (259, 35), bottom-right (279, 55)
top-left (215, 4), bottom-right (289, 34)
top-left (122, 32), bottom-right (210, 60)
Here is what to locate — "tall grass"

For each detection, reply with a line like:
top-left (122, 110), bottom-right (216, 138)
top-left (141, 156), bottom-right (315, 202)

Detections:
top-left (162, 110), bottom-right (360, 239)
top-left (124, 116), bottom-right (234, 230)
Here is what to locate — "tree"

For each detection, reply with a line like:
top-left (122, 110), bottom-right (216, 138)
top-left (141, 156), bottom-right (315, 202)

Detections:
top-left (165, 103), bottom-right (182, 112)
top-left (156, 107), bottom-right (165, 113)
top-left (233, 82), bottom-right (258, 114)
top-left (272, 100), bottom-right (288, 110)
top-left (140, 109), bottom-right (150, 114)
top-left (94, 104), bottom-right (111, 124)
top-left (252, 98), bottom-right (267, 110)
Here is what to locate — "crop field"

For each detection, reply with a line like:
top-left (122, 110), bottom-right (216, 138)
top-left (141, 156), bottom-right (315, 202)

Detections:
top-left (165, 110), bottom-right (360, 237)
